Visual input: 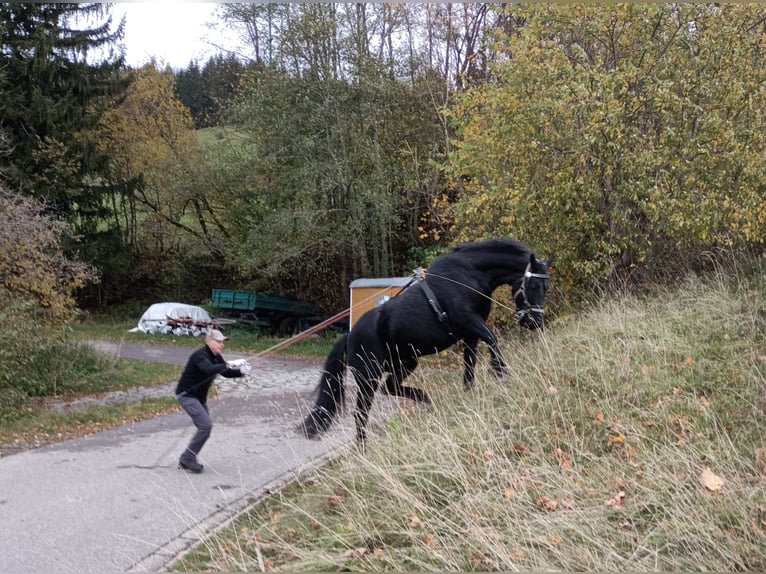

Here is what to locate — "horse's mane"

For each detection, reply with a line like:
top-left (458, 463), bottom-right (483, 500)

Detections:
top-left (450, 238), bottom-right (530, 256)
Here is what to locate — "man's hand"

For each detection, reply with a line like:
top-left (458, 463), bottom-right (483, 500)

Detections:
top-left (227, 358), bottom-right (251, 374)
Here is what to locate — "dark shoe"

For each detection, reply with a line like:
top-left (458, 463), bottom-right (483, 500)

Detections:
top-left (178, 460), bottom-right (203, 474)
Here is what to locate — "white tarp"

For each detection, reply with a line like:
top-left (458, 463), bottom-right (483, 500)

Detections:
top-left (129, 302), bottom-right (214, 336)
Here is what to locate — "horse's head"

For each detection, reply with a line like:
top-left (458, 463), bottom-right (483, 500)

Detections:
top-left (513, 254), bottom-right (553, 329)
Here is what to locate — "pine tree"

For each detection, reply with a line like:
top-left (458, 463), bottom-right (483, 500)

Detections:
top-left (0, 3), bottom-right (128, 232)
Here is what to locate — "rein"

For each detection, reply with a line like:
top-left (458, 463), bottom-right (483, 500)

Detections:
top-left (421, 264), bottom-right (549, 324)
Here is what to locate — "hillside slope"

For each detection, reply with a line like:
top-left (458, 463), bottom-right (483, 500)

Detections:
top-left (175, 266), bottom-right (766, 572)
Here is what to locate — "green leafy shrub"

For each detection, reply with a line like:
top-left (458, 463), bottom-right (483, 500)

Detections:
top-left (0, 293), bottom-right (108, 419)
top-left (447, 5), bottom-right (766, 306)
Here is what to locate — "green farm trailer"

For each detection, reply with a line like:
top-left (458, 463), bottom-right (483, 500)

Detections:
top-left (212, 289), bottom-right (318, 335)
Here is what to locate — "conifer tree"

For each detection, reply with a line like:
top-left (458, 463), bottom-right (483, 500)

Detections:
top-left (0, 3), bottom-right (127, 233)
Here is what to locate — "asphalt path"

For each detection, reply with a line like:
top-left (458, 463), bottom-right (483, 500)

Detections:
top-left (0, 341), bottom-right (397, 572)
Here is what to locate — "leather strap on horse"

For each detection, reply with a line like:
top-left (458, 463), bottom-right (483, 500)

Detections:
top-left (414, 269), bottom-right (456, 340)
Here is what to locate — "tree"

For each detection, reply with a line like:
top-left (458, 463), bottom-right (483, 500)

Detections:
top-left (447, 4), bottom-right (766, 299)
top-left (175, 54), bottom-right (248, 128)
top-left (92, 64), bottom-right (236, 302)
top-left (0, 3), bottom-right (127, 234)
top-left (211, 3), bottom-right (474, 310)
top-left (227, 56), bottom-right (451, 310)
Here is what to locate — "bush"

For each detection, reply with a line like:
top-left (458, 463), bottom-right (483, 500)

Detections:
top-left (447, 5), bottom-right (766, 306)
top-left (0, 293), bottom-right (107, 419)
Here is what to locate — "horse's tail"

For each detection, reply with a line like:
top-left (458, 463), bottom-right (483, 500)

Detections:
top-left (301, 334), bottom-right (348, 439)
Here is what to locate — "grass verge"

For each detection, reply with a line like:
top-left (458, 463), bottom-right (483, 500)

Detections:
top-left (0, 357), bottom-right (180, 457)
top-left (71, 317), bottom-right (342, 358)
top-left (0, 398), bottom-right (179, 457)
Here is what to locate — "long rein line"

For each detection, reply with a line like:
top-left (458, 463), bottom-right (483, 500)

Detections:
top-left (417, 270), bottom-right (517, 314)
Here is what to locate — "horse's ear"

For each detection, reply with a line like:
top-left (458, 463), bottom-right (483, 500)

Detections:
top-left (530, 253), bottom-right (554, 269)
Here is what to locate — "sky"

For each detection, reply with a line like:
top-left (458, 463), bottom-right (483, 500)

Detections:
top-left (112, 3), bottom-right (239, 69)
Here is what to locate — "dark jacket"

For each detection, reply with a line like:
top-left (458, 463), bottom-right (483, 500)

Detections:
top-left (174, 344), bottom-right (243, 401)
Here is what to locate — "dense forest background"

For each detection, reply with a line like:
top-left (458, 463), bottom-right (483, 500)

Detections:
top-left (4, 3), bottom-right (766, 324)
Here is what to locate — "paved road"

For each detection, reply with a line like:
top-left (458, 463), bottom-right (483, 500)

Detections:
top-left (0, 341), bottom-right (396, 572)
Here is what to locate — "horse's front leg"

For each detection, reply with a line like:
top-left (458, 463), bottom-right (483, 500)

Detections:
top-left (463, 322), bottom-right (508, 384)
top-left (486, 340), bottom-right (508, 379)
top-left (463, 337), bottom-right (479, 391)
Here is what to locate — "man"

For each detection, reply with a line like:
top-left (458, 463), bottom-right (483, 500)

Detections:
top-left (175, 329), bottom-right (249, 473)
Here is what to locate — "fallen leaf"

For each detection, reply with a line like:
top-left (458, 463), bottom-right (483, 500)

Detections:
top-left (608, 434), bottom-right (626, 445)
top-left (700, 467), bottom-right (724, 492)
top-left (604, 491), bottom-right (626, 507)
top-left (342, 547), bottom-right (368, 558)
top-left (594, 411), bottom-right (604, 423)
top-left (756, 448), bottom-right (766, 475)
top-left (423, 534), bottom-right (437, 547)
top-left (554, 448), bottom-right (573, 471)
top-left (511, 549), bottom-right (527, 561)
top-left (547, 534), bottom-right (563, 545)
top-left (537, 496), bottom-right (558, 512)
top-left (470, 551), bottom-right (486, 566)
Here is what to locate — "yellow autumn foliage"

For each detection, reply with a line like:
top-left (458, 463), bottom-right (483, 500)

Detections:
top-left (447, 5), bottom-right (766, 301)
top-left (0, 189), bottom-right (97, 325)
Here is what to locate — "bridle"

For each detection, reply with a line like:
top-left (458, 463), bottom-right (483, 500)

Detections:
top-left (513, 262), bottom-right (549, 324)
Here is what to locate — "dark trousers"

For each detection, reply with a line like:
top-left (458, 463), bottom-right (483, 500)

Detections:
top-left (177, 394), bottom-right (212, 462)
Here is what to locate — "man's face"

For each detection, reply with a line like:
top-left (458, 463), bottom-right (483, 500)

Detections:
top-left (208, 338), bottom-right (225, 355)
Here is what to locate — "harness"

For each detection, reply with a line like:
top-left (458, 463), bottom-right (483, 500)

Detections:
top-left (414, 267), bottom-right (456, 339)
top-left (410, 262), bottom-right (549, 331)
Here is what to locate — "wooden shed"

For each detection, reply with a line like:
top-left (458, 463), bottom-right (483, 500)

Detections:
top-left (349, 277), bottom-right (412, 329)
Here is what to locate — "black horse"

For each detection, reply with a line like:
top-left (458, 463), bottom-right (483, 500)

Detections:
top-left (301, 238), bottom-right (553, 444)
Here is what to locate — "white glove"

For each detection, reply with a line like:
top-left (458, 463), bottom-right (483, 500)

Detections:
top-left (227, 359), bottom-right (251, 374)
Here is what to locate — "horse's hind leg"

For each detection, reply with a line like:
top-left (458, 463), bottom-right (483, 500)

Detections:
top-left (353, 372), bottom-right (380, 445)
top-left (349, 347), bottom-right (384, 445)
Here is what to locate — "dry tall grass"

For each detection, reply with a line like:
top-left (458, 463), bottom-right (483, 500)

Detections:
top-left (174, 267), bottom-right (766, 571)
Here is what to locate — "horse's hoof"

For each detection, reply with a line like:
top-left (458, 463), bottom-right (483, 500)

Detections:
top-left (298, 422), bottom-right (320, 440)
